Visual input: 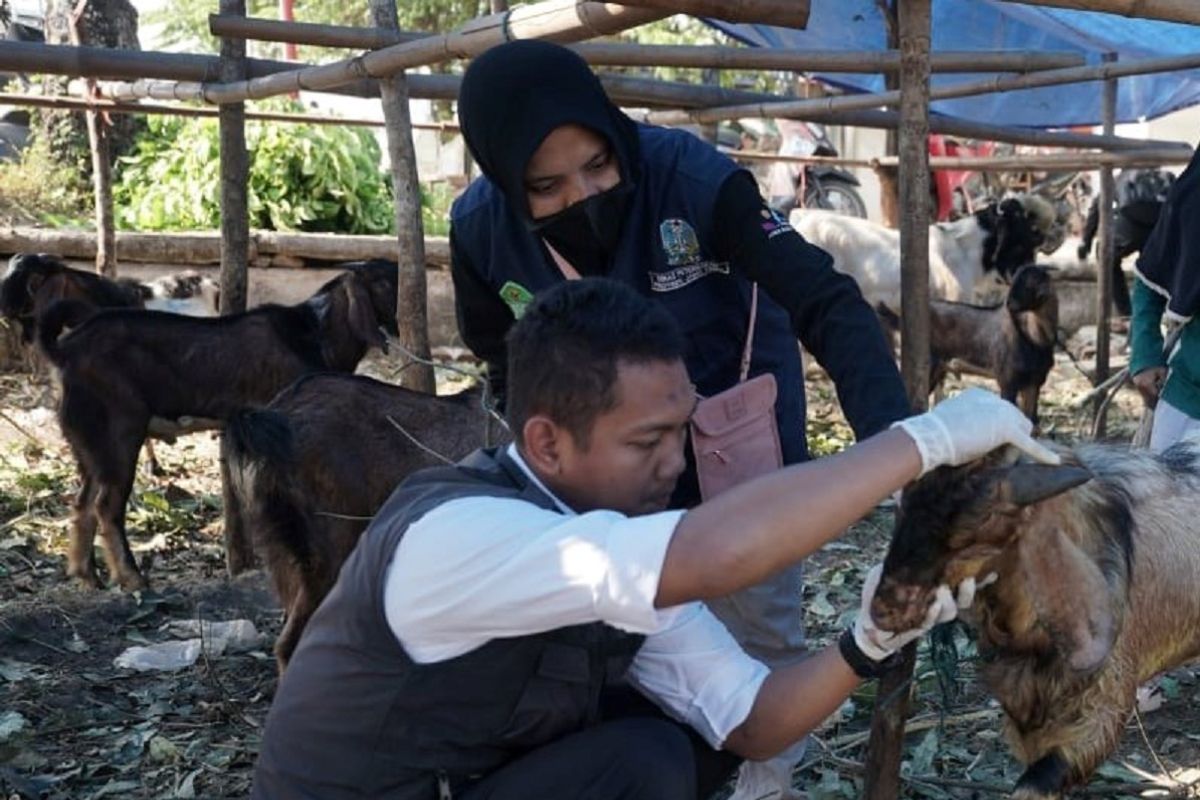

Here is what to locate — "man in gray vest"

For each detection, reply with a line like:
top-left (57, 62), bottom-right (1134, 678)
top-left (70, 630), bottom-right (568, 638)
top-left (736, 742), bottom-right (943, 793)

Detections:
top-left (253, 278), bottom-right (1057, 800)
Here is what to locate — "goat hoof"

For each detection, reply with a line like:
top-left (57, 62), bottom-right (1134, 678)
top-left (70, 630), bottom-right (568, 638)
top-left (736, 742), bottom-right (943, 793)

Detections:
top-left (66, 564), bottom-right (104, 589)
top-left (117, 572), bottom-right (150, 593)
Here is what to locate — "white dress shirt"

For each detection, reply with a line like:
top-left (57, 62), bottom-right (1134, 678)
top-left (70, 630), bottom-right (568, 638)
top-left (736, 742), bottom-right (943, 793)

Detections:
top-left (382, 445), bottom-right (770, 748)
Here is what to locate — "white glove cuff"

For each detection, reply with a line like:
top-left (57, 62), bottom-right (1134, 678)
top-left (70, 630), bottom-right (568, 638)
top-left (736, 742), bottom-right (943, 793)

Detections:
top-left (852, 612), bottom-right (897, 662)
top-left (892, 412), bottom-right (954, 476)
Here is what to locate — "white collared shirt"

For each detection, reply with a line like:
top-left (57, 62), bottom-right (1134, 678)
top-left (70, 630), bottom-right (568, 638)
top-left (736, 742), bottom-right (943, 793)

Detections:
top-left (382, 445), bottom-right (769, 748)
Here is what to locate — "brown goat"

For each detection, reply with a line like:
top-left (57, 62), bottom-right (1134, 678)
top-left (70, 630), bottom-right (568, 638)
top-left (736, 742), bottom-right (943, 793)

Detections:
top-left (223, 373), bottom-right (506, 670)
top-left (877, 264), bottom-right (1058, 424)
top-left (36, 261), bottom-right (398, 591)
top-left (871, 441), bottom-right (1200, 799)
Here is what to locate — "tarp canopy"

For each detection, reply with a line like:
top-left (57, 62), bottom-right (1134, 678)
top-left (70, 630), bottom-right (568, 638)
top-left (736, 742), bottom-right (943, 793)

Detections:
top-left (709, 1), bottom-right (1200, 129)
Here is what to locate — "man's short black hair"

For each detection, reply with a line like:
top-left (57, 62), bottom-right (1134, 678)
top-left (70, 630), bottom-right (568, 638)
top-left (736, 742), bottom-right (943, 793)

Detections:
top-left (506, 278), bottom-right (686, 448)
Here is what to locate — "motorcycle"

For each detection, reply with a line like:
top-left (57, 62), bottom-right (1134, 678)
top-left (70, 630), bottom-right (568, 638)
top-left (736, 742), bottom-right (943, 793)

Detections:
top-left (765, 119), bottom-right (868, 218)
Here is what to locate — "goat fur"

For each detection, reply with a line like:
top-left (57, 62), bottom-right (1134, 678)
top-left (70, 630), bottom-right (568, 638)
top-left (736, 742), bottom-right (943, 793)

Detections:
top-left (791, 197), bottom-right (1047, 310)
top-left (223, 373), bottom-right (507, 670)
top-left (876, 265), bottom-right (1058, 424)
top-left (872, 441), bottom-right (1200, 799)
top-left (36, 260), bottom-right (398, 590)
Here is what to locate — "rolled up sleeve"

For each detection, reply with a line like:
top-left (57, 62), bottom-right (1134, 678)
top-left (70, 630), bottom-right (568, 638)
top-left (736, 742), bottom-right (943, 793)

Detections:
top-left (627, 603), bottom-right (769, 749)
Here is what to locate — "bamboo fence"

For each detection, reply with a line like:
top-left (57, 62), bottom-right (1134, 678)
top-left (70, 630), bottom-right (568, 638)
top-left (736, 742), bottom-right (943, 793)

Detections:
top-left (648, 52), bottom-right (1200, 126)
top-left (207, 16), bottom-right (1086, 75)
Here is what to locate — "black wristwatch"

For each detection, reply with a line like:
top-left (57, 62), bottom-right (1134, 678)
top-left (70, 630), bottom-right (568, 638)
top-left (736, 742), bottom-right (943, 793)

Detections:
top-left (839, 627), bottom-right (903, 679)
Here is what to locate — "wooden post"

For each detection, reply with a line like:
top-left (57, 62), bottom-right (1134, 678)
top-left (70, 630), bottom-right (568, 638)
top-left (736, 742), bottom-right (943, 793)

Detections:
top-left (66, 3), bottom-right (115, 277)
top-left (219, 0), bottom-right (249, 314)
top-left (1094, 53), bottom-right (1118, 437)
top-left (490, 0), bottom-right (509, 11)
top-left (880, 0), bottom-right (899, 227)
top-left (865, 3), bottom-right (930, 800)
top-left (370, 0), bottom-right (434, 393)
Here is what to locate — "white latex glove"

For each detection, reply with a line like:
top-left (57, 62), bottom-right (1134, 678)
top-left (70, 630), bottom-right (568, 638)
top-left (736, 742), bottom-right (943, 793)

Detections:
top-left (852, 564), bottom-right (957, 662)
top-left (893, 387), bottom-right (1061, 476)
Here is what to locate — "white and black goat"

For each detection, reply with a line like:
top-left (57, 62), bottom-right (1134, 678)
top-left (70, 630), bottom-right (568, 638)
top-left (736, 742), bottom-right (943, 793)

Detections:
top-left (876, 265), bottom-right (1057, 425)
top-left (1, 253), bottom-right (219, 343)
top-left (871, 440), bottom-right (1200, 799)
top-left (36, 260), bottom-right (398, 591)
top-left (223, 373), bottom-right (507, 670)
top-left (791, 196), bottom-right (1053, 309)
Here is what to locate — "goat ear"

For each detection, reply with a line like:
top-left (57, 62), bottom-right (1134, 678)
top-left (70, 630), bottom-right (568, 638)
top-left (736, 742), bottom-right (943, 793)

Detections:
top-left (1000, 464), bottom-right (1091, 507)
top-left (1017, 525), bottom-right (1116, 673)
top-left (344, 275), bottom-right (387, 351)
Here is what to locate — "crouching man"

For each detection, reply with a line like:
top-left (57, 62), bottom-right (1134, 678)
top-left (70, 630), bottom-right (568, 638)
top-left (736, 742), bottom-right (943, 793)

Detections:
top-left (252, 278), bottom-right (1058, 800)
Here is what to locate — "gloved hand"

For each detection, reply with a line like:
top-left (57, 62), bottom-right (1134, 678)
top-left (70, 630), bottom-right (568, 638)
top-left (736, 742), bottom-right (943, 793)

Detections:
top-left (892, 387), bottom-right (1061, 476)
top-left (852, 564), bottom-right (957, 662)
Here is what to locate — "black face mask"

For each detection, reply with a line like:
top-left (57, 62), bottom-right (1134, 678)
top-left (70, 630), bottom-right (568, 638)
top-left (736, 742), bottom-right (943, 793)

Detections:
top-left (530, 182), bottom-right (632, 277)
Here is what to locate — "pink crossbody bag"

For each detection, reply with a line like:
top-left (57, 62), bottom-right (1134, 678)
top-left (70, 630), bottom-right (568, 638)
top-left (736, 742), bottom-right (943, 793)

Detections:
top-left (546, 244), bottom-right (782, 501)
top-left (689, 284), bottom-right (783, 500)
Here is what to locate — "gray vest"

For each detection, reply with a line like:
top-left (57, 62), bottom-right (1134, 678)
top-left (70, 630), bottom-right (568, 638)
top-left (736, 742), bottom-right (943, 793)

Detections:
top-left (252, 448), bottom-right (646, 799)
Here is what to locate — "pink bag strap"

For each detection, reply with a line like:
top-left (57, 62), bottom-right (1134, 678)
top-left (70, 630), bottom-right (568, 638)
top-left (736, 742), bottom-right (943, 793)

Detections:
top-left (738, 284), bottom-right (758, 383)
top-left (544, 240), bottom-right (582, 281)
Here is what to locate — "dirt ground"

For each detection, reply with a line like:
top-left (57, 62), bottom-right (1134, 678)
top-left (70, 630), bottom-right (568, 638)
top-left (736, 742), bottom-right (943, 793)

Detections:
top-left (2, 339), bottom-right (1200, 800)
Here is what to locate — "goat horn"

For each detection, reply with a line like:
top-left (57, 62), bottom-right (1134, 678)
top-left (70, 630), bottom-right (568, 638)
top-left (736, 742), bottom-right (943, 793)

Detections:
top-left (1002, 464), bottom-right (1093, 507)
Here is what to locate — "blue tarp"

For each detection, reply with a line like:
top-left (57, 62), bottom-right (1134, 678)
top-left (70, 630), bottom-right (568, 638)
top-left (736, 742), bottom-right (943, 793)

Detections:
top-left (708, 1), bottom-right (1200, 128)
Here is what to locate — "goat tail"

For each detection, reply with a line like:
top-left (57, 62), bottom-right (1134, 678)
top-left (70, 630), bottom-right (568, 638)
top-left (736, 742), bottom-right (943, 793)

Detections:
top-left (223, 410), bottom-right (329, 593)
top-left (35, 299), bottom-right (95, 365)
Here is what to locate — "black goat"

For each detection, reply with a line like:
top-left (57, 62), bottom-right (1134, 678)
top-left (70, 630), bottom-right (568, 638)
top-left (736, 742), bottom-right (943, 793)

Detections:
top-left (878, 265), bottom-right (1057, 425)
top-left (224, 373), bottom-right (505, 670)
top-left (36, 260), bottom-right (398, 590)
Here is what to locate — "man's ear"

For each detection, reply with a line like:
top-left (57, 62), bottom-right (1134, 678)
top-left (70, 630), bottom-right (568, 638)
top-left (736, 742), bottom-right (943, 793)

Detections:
top-left (521, 415), bottom-right (566, 476)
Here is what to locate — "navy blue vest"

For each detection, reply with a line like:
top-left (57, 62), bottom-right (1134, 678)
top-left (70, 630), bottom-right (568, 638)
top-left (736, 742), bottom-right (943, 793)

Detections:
top-left (452, 125), bottom-right (808, 465)
top-left (252, 449), bottom-right (645, 800)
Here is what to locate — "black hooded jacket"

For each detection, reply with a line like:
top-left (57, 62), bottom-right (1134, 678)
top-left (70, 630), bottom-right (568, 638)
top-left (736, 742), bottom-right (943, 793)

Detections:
top-left (450, 41), bottom-right (910, 475)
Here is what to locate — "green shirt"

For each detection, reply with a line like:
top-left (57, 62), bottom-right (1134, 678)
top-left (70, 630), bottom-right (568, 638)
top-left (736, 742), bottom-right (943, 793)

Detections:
top-left (1131, 276), bottom-right (1200, 418)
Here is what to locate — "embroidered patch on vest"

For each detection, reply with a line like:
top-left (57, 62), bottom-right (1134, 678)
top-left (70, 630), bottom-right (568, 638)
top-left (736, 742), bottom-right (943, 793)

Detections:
top-left (648, 261), bottom-right (730, 292)
top-left (499, 281), bottom-right (535, 318)
top-left (659, 218), bottom-right (702, 266)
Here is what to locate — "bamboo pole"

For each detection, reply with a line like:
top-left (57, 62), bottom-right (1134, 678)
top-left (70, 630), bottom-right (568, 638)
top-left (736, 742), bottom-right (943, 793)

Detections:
top-left (1094, 53), bottom-right (1118, 437)
top-left (647, 51), bottom-right (1200, 126)
top-left (1000, 0), bottom-right (1200, 25)
top-left (370, 0), bottom-right (434, 394)
top-left (218, 0), bottom-right (250, 314)
top-left (66, 6), bottom-right (115, 278)
top-left (0, 228), bottom-right (453, 268)
top-left (865, 3), bottom-right (931, 800)
top-left (726, 148), bottom-right (1193, 171)
top-left (207, 16), bottom-right (1086, 74)
top-left (609, 0), bottom-right (809, 27)
top-left (201, 2), bottom-right (669, 104)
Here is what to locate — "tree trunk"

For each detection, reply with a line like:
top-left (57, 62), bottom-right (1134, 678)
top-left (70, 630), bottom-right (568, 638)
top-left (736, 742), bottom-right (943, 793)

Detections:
top-left (40, 0), bottom-right (141, 177)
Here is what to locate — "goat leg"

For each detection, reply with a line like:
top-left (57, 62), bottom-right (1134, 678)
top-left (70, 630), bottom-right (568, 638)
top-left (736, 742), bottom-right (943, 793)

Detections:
top-left (66, 473), bottom-right (102, 588)
top-left (1012, 751), bottom-right (1070, 800)
top-left (141, 440), bottom-right (164, 477)
top-left (95, 478), bottom-right (148, 592)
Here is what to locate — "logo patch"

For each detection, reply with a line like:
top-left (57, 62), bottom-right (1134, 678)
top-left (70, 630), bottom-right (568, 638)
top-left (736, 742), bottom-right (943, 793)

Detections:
top-left (499, 281), bottom-right (535, 318)
top-left (760, 206), bottom-right (794, 240)
top-left (659, 218), bottom-right (702, 266)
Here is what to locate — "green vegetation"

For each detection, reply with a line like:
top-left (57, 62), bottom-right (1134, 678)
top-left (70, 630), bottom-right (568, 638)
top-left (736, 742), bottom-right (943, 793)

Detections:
top-left (0, 135), bottom-right (92, 227)
top-left (114, 111), bottom-right (396, 234)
